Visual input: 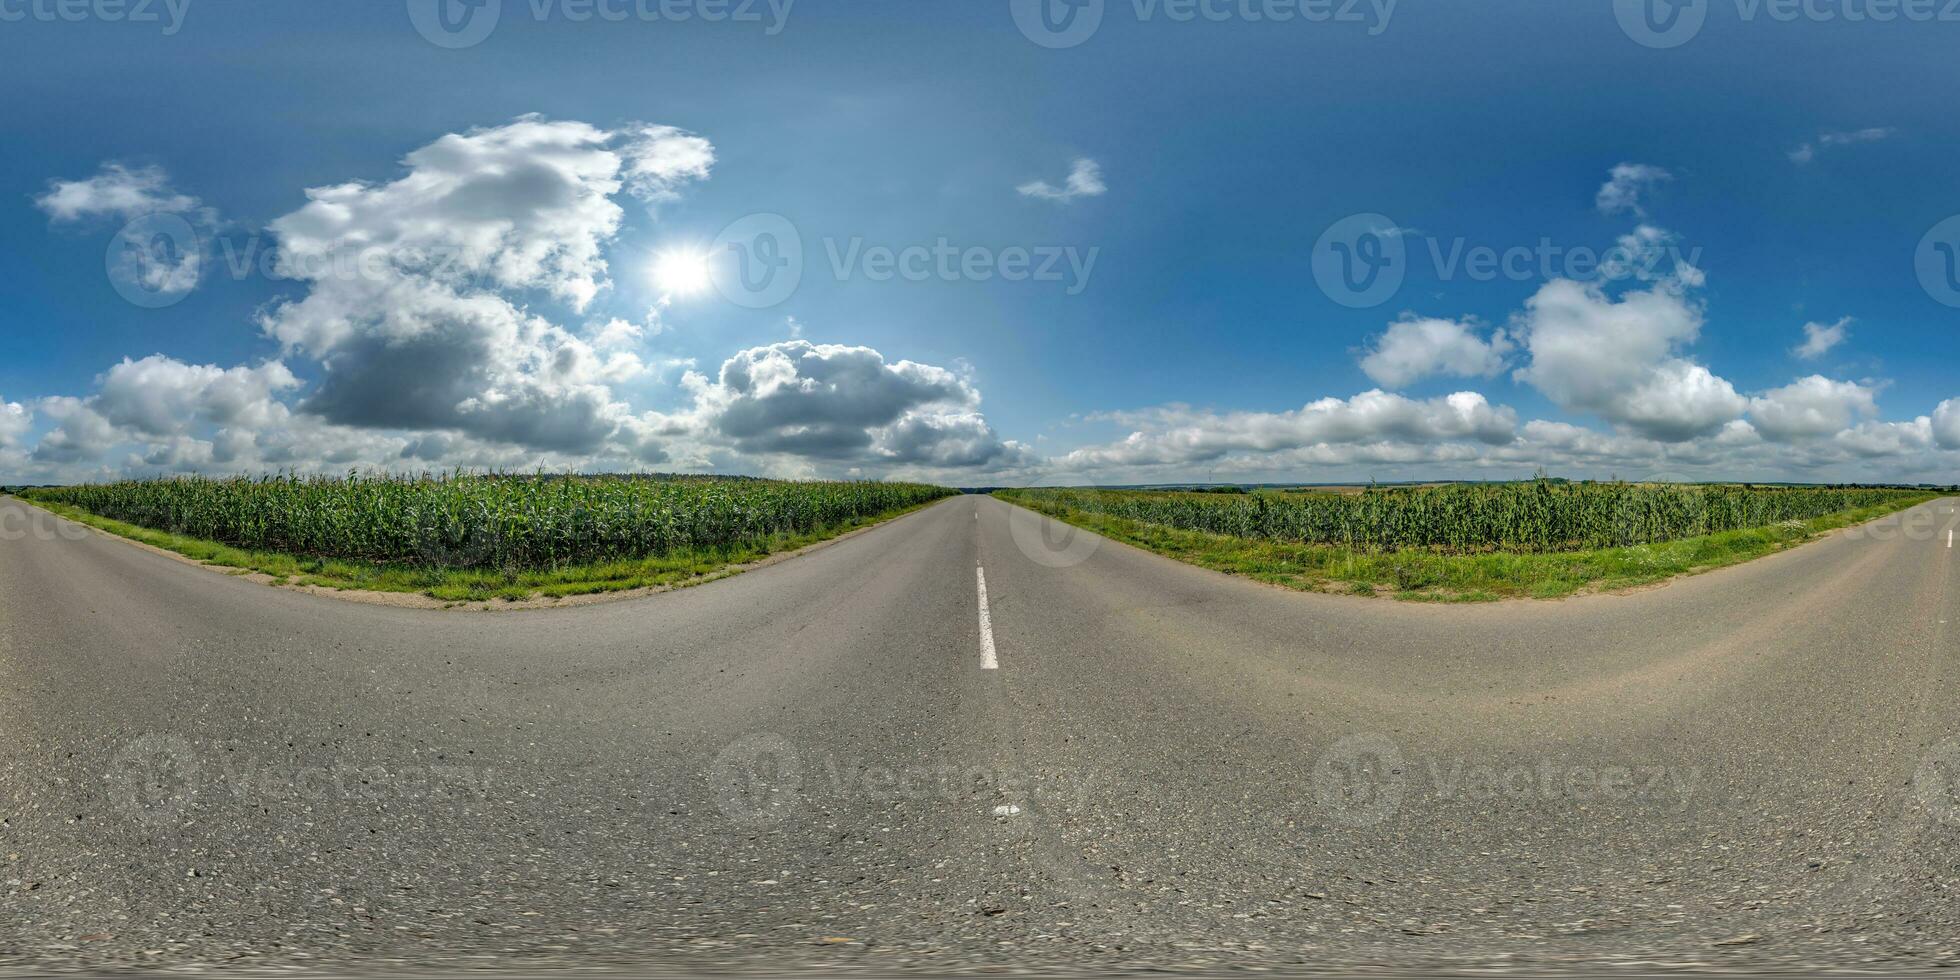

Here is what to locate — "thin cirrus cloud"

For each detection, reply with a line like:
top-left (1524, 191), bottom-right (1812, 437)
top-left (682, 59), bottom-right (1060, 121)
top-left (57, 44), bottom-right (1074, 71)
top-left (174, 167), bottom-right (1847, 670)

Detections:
top-left (1789, 127), bottom-right (1895, 164)
top-left (1018, 157), bottom-right (1106, 203)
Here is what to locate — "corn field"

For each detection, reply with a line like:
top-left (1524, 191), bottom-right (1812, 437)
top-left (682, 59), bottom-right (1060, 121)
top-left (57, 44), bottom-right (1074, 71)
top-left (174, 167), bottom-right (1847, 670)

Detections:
top-left (23, 473), bottom-right (955, 570)
top-left (999, 482), bottom-right (1925, 554)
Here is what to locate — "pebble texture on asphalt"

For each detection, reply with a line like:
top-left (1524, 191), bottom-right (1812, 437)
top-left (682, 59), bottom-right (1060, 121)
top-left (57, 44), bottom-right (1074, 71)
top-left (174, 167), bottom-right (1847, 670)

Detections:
top-left (2, 494), bottom-right (1958, 976)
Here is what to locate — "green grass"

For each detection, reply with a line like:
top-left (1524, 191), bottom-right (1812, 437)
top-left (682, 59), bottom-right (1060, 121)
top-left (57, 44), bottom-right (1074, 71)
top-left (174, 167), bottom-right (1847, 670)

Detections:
top-left (994, 489), bottom-right (1939, 602)
top-left (13, 495), bottom-right (943, 604)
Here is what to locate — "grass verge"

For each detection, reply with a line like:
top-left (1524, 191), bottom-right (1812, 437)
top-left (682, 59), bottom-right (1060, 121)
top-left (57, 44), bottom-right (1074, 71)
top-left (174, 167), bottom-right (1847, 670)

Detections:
top-left (10, 495), bottom-right (944, 604)
top-left (993, 490), bottom-right (1940, 602)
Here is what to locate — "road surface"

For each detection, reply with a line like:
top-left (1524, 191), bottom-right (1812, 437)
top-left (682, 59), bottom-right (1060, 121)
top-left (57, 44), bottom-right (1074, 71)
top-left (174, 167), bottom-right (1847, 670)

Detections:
top-left (2, 493), bottom-right (1958, 975)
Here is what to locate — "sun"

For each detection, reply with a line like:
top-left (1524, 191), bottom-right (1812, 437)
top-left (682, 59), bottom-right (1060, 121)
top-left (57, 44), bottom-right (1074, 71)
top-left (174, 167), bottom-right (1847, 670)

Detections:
top-left (653, 248), bottom-right (713, 298)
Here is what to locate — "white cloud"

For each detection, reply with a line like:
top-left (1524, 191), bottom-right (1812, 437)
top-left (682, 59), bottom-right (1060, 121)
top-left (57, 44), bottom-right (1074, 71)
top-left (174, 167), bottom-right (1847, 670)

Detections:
top-left (0, 399), bottom-right (31, 449)
top-left (1595, 163), bottom-right (1670, 217)
top-left (1018, 158), bottom-right (1106, 203)
top-left (14, 145), bottom-right (1958, 489)
top-left (1358, 315), bottom-right (1512, 388)
top-left (1789, 127), bottom-right (1895, 164)
top-left (10, 119), bottom-right (1050, 483)
top-left (39, 163), bottom-right (214, 305)
top-left (1512, 276), bottom-right (1744, 441)
top-left (255, 116), bottom-right (720, 455)
top-left (93, 356), bottom-right (300, 438)
top-left (265, 115), bottom-right (647, 312)
top-left (621, 124), bottom-right (716, 204)
top-left (1833, 417), bottom-right (1933, 458)
top-left (35, 163), bottom-right (200, 222)
top-left (1933, 399), bottom-right (1960, 450)
top-left (1748, 375), bottom-right (1879, 442)
top-left (1792, 317), bottom-right (1850, 360)
top-left (675, 340), bottom-right (1025, 468)
top-left (1610, 360), bottom-right (1749, 443)
top-left (1598, 224), bottom-right (1703, 285)
top-left (30, 397), bottom-right (119, 464)
top-left (1055, 390), bottom-right (1518, 470)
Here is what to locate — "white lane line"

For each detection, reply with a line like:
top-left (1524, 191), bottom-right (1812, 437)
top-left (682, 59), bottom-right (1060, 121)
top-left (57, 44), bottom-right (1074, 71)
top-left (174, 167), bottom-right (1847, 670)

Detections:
top-left (976, 566), bottom-right (999, 670)
top-left (1949, 529), bottom-right (1953, 549)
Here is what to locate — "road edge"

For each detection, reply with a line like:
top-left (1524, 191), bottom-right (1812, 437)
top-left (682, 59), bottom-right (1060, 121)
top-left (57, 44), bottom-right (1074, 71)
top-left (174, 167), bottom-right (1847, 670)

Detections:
top-left (988, 492), bottom-right (1952, 607)
top-left (1, 493), bottom-right (961, 614)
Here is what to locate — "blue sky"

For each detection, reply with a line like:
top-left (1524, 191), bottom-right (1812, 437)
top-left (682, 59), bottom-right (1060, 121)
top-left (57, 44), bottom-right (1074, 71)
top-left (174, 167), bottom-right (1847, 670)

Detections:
top-left (1, 0), bottom-right (1957, 484)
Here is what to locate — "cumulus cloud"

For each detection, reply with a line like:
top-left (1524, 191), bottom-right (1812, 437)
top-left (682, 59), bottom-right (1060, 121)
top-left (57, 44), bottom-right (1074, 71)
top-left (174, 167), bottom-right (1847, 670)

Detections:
top-left (1833, 417), bottom-right (1933, 458)
top-left (1511, 275), bottom-right (1744, 441)
top-left (93, 356), bottom-right (299, 438)
top-left (1934, 399), bottom-right (1960, 450)
top-left (1358, 316), bottom-right (1512, 388)
top-left (1789, 127), bottom-right (1895, 164)
top-left (1595, 163), bottom-right (1670, 217)
top-left (30, 397), bottom-right (119, 464)
top-left (0, 398), bottom-right (31, 449)
top-left (9, 120), bottom-right (1042, 482)
top-left (1792, 317), bottom-right (1850, 360)
top-left (255, 116), bottom-right (717, 455)
top-left (264, 116), bottom-right (639, 312)
top-left (35, 163), bottom-right (200, 222)
top-left (675, 340), bottom-right (1026, 468)
top-left (1055, 390), bottom-right (1518, 471)
top-left (14, 143), bottom-right (1957, 488)
top-left (1748, 375), bottom-right (1879, 442)
top-left (1018, 158), bottom-right (1106, 203)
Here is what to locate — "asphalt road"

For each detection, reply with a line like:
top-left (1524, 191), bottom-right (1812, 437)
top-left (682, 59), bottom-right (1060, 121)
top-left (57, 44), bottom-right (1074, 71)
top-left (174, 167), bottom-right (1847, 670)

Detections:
top-left (2, 493), bottom-right (1959, 976)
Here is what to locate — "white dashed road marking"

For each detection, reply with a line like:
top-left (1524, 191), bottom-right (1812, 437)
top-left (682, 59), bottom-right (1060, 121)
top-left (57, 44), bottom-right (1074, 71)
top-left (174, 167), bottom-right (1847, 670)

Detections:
top-left (976, 565), bottom-right (999, 670)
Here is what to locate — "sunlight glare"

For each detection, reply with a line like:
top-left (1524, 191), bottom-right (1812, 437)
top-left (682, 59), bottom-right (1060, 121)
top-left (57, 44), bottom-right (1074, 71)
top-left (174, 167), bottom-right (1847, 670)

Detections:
top-left (653, 248), bottom-right (713, 297)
